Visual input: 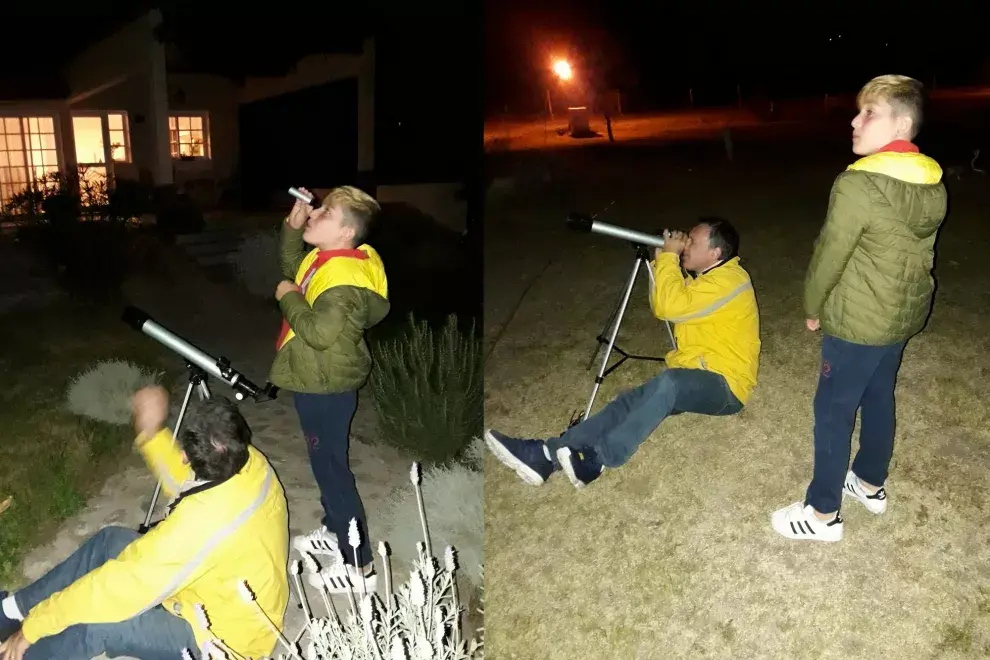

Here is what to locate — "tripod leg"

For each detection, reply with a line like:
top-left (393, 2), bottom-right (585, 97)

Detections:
top-left (141, 379), bottom-right (198, 532)
top-left (582, 257), bottom-right (643, 421)
top-left (664, 320), bottom-right (677, 350)
top-left (587, 279), bottom-right (626, 369)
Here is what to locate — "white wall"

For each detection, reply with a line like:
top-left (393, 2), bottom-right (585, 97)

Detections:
top-left (65, 10), bottom-right (172, 186)
top-left (167, 73), bottom-right (240, 186)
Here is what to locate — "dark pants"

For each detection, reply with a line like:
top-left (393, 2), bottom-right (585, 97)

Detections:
top-left (546, 368), bottom-right (743, 467)
top-left (293, 390), bottom-right (371, 567)
top-left (13, 526), bottom-right (197, 660)
top-left (805, 334), bottom-right (906, 514)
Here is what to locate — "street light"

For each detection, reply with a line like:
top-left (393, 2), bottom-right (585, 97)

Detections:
top-left (552, 59), bottom-right (573, 81)
top-left (546, 58), bottom-right (573, 119)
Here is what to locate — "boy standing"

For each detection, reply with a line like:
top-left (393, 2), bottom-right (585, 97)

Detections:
top-left (271, 186), bottom-right (389, 589)
top-left (772, 75), bottom-right (947, 541)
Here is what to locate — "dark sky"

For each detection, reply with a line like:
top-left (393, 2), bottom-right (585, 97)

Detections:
top-left (485, 0), bottom-right (990, 113)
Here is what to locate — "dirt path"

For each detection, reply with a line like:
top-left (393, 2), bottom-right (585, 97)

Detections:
top-left (14, 254), bottom-right (414, 657)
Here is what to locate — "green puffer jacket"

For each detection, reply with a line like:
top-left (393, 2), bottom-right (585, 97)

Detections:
top-left (269, 222), bottom-right (390, 394)
top-left (804, 149), bottom-right (947, 346)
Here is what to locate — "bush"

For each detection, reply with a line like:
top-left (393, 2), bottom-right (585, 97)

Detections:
top-left (195, 461), bottom-right (483, 660)
top-left (374, 445), bottom-right (484, 596)
top-left (233, 228), bottom-right (283, 299)
top-left (4, 170), bottom-right (146, 296)
top-left (368, 314), bottom-right (482, 465)
top-left (66, 360), bottom-right (162, 425)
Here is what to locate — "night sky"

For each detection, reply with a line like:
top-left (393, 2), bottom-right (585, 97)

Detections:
top-left (484, 0), bottom-right (990, 114)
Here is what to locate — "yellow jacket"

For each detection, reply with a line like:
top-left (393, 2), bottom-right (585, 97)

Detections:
top-left (21, 430), bottom-right (290, 658)
top-left (650, 253), bottom-right (761, 404)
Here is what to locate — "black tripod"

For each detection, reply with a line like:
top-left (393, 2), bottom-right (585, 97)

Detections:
top-left (139, 362), bottom-right (211, 534)
top-left (573, 243), bottom-right (677, 425)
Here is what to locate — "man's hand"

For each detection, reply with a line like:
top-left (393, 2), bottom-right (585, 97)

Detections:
top-left (661, 229), bottom-right (689, 255)
top-left (806, 318), bottom-right (820, 331)
top-left (0, 629), bottom-right (31, 660)
top-left (132, 386), bottom-right (169, 440)
top-left (286, 188), bottom-right (313, 229)
top-left (276, 280), bottom-right (301, 301)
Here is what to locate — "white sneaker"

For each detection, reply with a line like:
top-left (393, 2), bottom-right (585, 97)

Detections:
top-left (771, 502), bottom-right (844, 542)
top-left (293, 526), bottom-right (340, 556)
top-left (843, 470), bottom-right (887, 514)
top-left (307, 562), bottom-right (378, 595)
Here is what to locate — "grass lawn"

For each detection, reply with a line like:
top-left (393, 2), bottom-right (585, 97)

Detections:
top-left (0, 301), bottom-right (176, 585)
top-left (483, 133), bottom-right (990, 659)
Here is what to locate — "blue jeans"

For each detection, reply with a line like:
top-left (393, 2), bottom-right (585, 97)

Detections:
top-left (805, 334), bottom-right (906, 514)
top-left (13, 526), bottom-right (197, 660)
top-left (293, 390), bottom-right (371, 567)
top-left (546, 368), bottom-right (743, 467)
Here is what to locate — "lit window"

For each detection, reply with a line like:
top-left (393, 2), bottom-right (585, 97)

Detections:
top-left (108, 113), bottom-right (131, 162)
top-left (169, 114), bottom-right (210, 159)
top-left (0, 116), bottom-right (59, 211)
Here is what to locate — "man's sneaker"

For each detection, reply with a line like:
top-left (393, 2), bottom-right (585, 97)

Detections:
top-left (484, 429), bottom-right (558, 485)
top-left (770, 502), bottom-right (844, 542)
top-left (556, 446), bottom-right (604, 489)
top-left (307, 563), bottom-right (378, 595)
top-left (843, 470), bottom-right (887, 514)
top-left (0, 591), bottom-right (22, 643)
top-left (293, 526), bottom-right (341, 556)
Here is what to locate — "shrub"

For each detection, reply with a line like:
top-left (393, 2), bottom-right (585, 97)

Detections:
top-left (190, 462), bottom-right (483, 660)
top-left (368, 314), bottom-right (482, 465)
top-left (374, 446), bottom-right (484, 595)
top-left (233, 228), bottom-right (283, 299)
top-left (66, 360), bottom-right (162, 425)
top-left (4, 170), bottom-right (145, 296)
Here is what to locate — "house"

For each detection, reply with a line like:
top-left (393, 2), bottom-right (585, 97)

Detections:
top-left (0, 9), bottom-right (374, 214)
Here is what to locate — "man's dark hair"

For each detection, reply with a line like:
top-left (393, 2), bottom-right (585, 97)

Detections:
top-left (178, 397), bottom-right (251, 481)
top-left (700, 217), bottom-right (740, 261)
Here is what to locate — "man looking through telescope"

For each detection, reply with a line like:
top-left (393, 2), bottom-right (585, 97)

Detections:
top-left (0, 386), bottom-right (289, 660)
top-left (486, 218), bottom-right (761, 489)
top-left (270, 186), bottom-right (389, 593)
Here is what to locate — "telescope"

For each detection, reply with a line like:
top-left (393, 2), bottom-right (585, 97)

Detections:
top-left (123, 306), bottom-right (278, 532)
top-left (123, 306), bottom-right (277, 402)
top-left (563, 211), bottom-right (676, 426)
top-left (288, 186), bottom-right (321, 208)
top-left (566, 212), bottom-right (665, 249)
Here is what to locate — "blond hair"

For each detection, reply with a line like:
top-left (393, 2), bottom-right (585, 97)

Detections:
top-left (857, 74), bottom-right (925, 138)
top-left (321, 185), bottom-right (380, 246)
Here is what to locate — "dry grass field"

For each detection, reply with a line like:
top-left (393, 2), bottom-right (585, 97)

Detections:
top-left (483, 128), bottom-right (990, 659)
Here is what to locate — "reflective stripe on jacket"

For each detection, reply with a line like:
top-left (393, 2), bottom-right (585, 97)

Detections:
top-left (650, 253), bottom-right (761, 404)
top-left (21, 430), bottom-right (290, 658)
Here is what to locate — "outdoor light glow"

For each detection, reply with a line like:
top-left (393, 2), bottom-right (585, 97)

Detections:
top-left (552, 59), bottom-right (573, 81)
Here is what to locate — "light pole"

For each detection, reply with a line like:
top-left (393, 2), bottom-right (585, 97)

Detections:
top-left (546, 58), bottom-right (572, 119)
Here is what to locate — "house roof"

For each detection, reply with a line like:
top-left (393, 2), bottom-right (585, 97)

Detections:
top-left (0, 4), bottom-right (378, 100)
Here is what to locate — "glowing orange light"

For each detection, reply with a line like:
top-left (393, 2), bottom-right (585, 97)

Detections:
top-left (552, 59), bottom-right (572, 81)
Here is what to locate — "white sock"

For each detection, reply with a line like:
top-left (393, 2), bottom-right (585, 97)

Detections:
top-left (2, 595), bottom-right (24, 621)
top-left (543, 444), bottom-right (552, 461)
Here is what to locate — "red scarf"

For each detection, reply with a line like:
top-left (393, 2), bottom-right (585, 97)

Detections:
top-left (877, 140), bottom-right (919, 153)
top-left (275, 248), bottom-right (368, 349)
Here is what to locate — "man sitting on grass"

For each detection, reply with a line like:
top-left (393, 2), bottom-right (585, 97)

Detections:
top-left (486, 218), bottom-right (761, 489)
top-left (0, 386), bottom-right (289, 660)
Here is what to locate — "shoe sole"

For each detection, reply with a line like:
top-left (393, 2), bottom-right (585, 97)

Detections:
top-left (556, 447), bottom-right (588, 490)
top-left (484, 430), bottom-right (546, 486)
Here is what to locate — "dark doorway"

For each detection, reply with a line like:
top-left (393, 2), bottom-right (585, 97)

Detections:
top-left (237, 77), bottom-right (359, 209)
